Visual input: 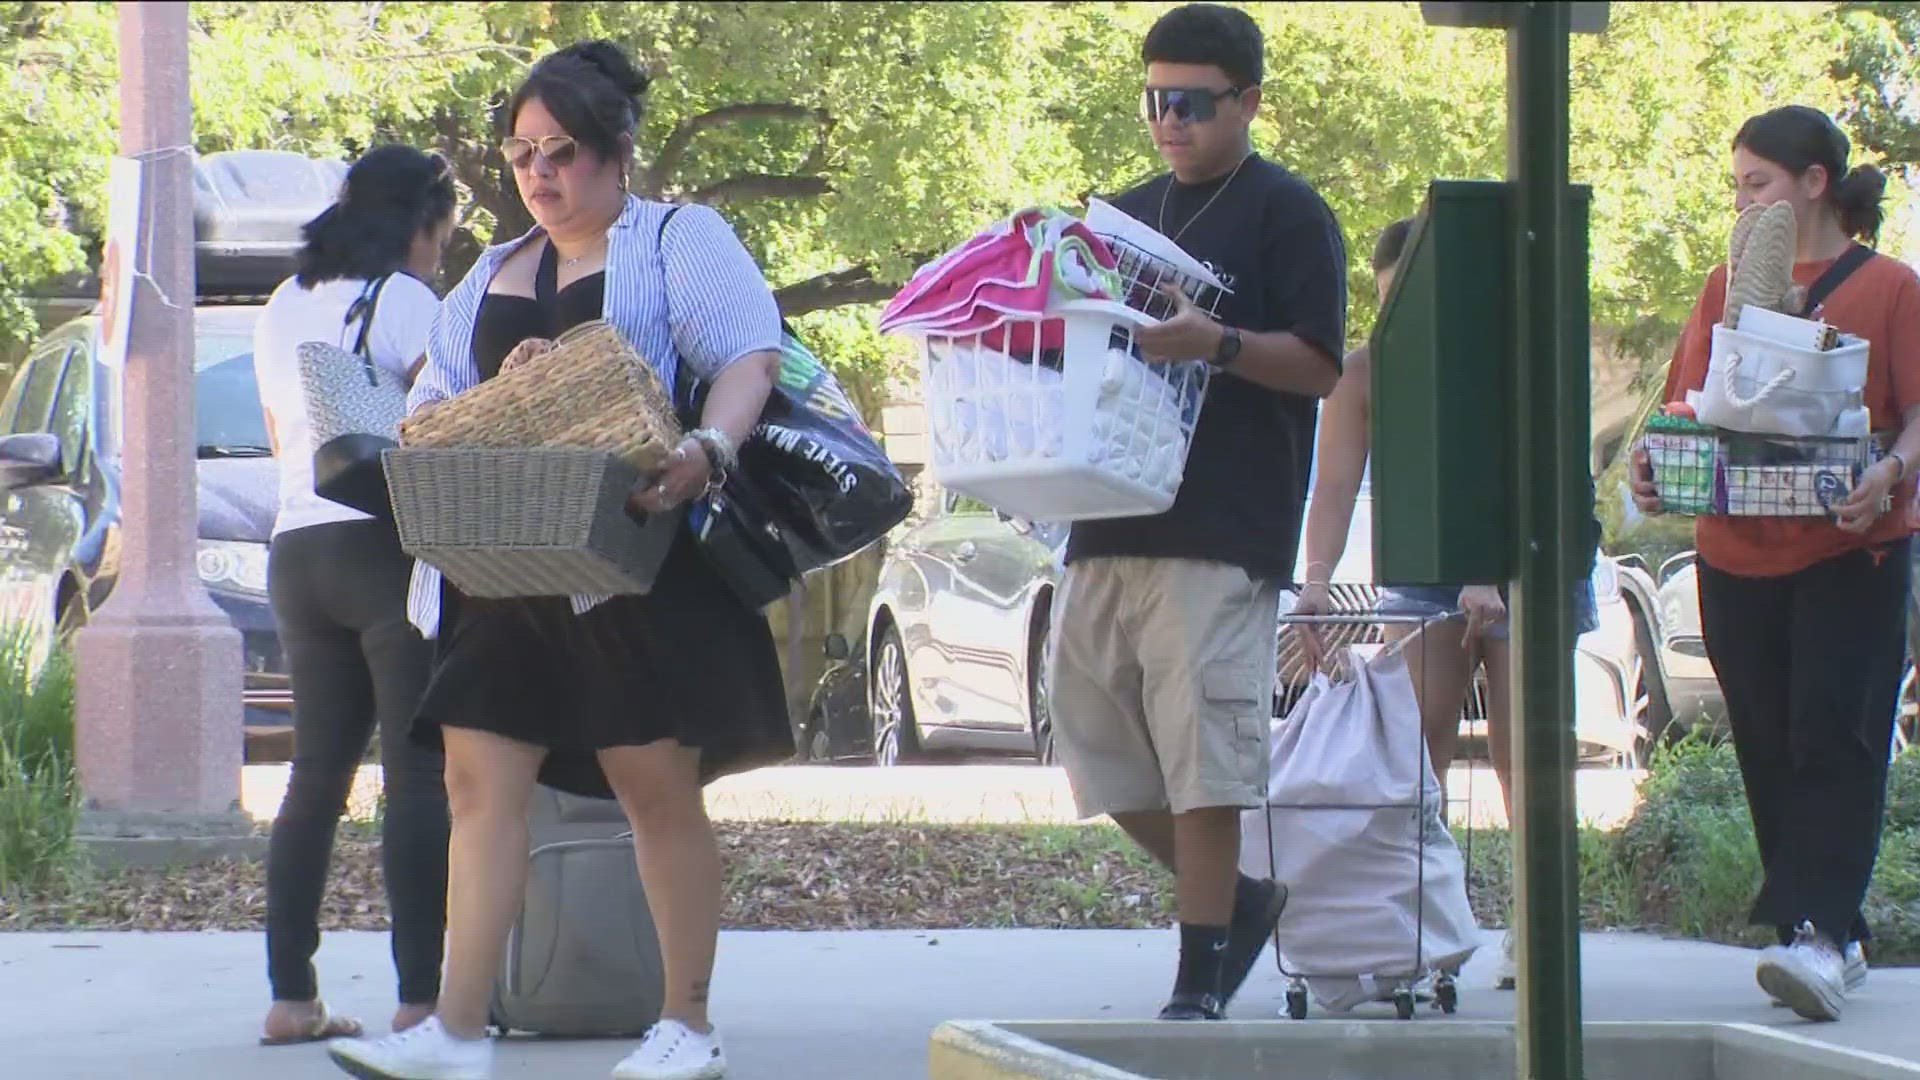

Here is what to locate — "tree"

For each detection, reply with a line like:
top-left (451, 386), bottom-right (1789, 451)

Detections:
top-left (0, 0), bottom-right (1902, 386)
top-left (1831, 0), bottom-right (1920, 174)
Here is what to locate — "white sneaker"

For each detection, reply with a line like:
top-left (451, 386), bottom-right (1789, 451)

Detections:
top-left (1772, 940), bottom-right (1866, 1005)
top-left (1496, 929), bottom-right (1516, 990)
top-left (326, 1015), bottom-right (493, 1080)
top-left (1756, 922), bottom-right (1846, 1022)
top-left (611, 1019), bottom-right (727, 1080)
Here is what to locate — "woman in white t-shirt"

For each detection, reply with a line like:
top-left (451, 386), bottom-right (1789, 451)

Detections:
top-left (252, 144), bottom-right (455, 1047)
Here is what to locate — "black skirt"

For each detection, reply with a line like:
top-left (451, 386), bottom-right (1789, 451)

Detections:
top-left (410, 527), bottom-right (794, 799)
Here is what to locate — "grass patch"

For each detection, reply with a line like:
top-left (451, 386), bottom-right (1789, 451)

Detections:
top-left (0, 626), bottom-right (78, 896)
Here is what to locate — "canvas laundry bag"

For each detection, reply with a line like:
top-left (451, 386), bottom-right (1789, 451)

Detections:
top-left (1241, 641), bottom-right (1481, 1011)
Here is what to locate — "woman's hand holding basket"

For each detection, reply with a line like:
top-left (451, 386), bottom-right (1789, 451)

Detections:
top-left (499, 336), bottom-right (556, 375)
top-left (1629, 445), bottom-right (1663, 516)
top-left (1833, 456), bottom-right (1901, 534)
top-left (628, 438), bottom-right (715, 517)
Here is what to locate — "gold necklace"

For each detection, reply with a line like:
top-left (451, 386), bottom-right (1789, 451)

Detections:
top-left (1158, 152), bottom-right (1253, 243)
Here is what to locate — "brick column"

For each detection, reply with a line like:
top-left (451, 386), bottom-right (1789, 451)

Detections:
top-left (74, 1), bottom-right (249, 848)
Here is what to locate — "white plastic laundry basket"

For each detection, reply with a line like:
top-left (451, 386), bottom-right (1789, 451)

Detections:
top-left (909, 298), bottom-right (1211, 522)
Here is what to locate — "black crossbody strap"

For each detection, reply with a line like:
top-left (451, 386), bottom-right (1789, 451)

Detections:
top-left (1799, 243), bottom-right (1874, 318)
top-left (343, 274), bottom-right (390, 385)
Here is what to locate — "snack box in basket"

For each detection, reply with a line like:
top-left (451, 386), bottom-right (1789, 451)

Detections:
top-left (383, 446), bottom-right (680, 599)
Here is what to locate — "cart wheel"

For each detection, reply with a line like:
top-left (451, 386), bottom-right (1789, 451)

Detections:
top-left (1394, 989), bottom-right (1417, 1020)
top-left (1286, 987), bottom-right (1310, 1021)
top-left (1435, 976), bottom-right (1459, 1015)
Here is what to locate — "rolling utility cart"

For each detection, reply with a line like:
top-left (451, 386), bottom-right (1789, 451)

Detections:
top-left (1253, 608), bottom-right (1485, 1021)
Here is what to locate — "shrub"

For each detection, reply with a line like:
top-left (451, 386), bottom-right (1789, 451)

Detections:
top-left (0, 623), bottom-right (78, 894)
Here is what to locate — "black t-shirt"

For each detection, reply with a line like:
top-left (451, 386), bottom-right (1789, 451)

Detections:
top-left (1066, 154), bottom-right (1348, 580)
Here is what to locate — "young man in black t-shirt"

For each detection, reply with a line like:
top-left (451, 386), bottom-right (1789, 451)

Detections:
top-left (1048, 3), bottom-right (1349, 1021)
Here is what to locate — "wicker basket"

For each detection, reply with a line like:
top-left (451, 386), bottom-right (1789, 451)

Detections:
top-left (383, 446), bottom-right (680, 598)
top-left (399, 320), bottom-right (683, 474)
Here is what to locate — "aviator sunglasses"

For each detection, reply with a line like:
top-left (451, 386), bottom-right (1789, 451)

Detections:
top-left (500, 135), bottom-right (580, 170)
top-left (1141, 85), bottom-right (1250, 124)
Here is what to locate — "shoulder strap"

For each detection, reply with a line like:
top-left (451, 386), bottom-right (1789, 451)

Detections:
top-left (655, 203), bottom-right (685, 260)
top-left (1800, 243), bottom-right (1874, 318)
top-left (344, 275), bottom-right (390, 358)
top-left (534, 239), bottom-right (560, 319)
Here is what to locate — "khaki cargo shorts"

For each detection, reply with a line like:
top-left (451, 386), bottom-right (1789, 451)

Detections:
top-left (1046, 557), bottom-right (1282, 818)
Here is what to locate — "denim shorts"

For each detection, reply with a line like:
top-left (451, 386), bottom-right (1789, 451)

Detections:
top-left (1375, 578), bottom-right (1599, 642)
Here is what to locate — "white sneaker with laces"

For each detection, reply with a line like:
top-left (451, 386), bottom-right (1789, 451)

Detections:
top-left (325, 1015), bottom-right (493, 1080)
top-left (1771, 940), bottom-right (1866, 1005)
top-left (611, 1019), bottom-right (727, 1080)
top-left (1755, 922), bottom-right (1846, 1022)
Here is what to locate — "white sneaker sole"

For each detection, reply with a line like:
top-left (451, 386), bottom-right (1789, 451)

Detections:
top-left (1756, 955), bottom-right (1843, 1022)
top-left (610, 1061), bottom-right (726, 1080)
top-left (326, 1043), bottom-right (491, 1080)
top-left (1771, 960), bottom-right (1865, 1006)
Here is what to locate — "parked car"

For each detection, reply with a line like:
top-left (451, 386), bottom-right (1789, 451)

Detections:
top-left (806, 471), bottom-right (1658, 768)
top-left (0, 304), bottom-right (290, 758)
top-left (0, 150), bottom-right (347, 761)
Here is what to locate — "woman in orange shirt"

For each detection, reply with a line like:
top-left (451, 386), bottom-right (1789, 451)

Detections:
top-left (1632, 105), bottom-right (1920, 1023)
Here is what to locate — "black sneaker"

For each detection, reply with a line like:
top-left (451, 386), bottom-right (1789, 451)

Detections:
top-left (1157, 988), bottom-right (1225, 1021)
top-left (1218, 880), bottom-right (1289, 1007)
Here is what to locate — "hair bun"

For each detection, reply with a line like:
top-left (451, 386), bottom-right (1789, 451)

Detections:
top-left (1836, 163), bottom-right (1888, 208)
top-left (556, 40), bottom-right (650, 101)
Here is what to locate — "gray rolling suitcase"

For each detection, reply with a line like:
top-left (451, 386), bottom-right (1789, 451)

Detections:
top-left (489, 786), bottom-right (665, 1038)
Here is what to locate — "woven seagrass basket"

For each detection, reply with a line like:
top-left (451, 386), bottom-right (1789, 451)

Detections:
top-left (383, 447), bottom-right (681, 598)
top-left (398, 319), bottom-right (683, 473)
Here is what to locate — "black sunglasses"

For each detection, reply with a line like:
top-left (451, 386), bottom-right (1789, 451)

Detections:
top-left (1141, 85), bottom-right (1250, 124)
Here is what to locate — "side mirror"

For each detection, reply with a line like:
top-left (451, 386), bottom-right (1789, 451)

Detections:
top-left (823, 632), bottom-right (851, 662)
top-left (0, 433), bottom-right (63, 492)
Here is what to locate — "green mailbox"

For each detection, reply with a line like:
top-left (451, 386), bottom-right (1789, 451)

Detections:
top-left (1368, 179), bottom-right (1591, 587)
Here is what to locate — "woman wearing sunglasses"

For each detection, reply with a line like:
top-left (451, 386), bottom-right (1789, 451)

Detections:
top-left (326, 39), bottom-right (791, 1080)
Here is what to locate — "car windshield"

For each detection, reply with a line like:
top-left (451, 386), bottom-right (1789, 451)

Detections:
top-left (194, 330), bottom-right (272, 456)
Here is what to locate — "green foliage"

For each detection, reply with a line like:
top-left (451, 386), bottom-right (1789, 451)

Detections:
top-left (0, 621), bottom-right (78, 895)
top-left (0, 1), bottom-right (1910, 387)
top-left (1831, 1), bottom-right (1920, 174)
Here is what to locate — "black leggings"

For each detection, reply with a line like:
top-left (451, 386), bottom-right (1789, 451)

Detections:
top-left (265, 520), bottom-right (447, 1005)
top-left (1697, 539), bottom-right (1910, 948)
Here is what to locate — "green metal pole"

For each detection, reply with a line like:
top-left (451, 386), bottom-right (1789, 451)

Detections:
top-left (1507, 3), bottom-right (1586, 1079)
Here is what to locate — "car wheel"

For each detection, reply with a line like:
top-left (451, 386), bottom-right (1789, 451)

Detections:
top-left (870, 625), bottom-right (919, 767)
top-left (796, 706), bottom-right (834, 763)
top-left (1029, 615), bottom-right (1056, 766)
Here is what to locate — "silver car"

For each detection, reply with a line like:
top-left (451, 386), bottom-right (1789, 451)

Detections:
top-left (838, 476), bottom-right (1654, 768)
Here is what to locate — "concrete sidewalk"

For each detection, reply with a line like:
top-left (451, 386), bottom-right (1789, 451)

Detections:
top-left (1, 929), bottom-right (1915, 1079)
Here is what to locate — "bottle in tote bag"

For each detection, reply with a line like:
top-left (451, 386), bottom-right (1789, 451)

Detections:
top-left (299, 275), bottom-right (412, 519)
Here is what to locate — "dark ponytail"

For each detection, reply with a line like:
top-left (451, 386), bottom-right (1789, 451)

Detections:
top-left (1732, 105), bottom-right (1886, 246)
top-left (295, 143), bottom-right (457, 288)
top-left (1830, 163), bottom-right (1888, 247)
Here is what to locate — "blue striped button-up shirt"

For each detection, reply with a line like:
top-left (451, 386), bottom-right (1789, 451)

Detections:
top-left (404, 195), bottom-right (784, 638)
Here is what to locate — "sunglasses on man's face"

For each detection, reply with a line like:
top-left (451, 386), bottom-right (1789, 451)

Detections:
top-left (500, 135), bottom-right (579, 171)
top-left (1141, 85), bottom-right (1248, 125)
